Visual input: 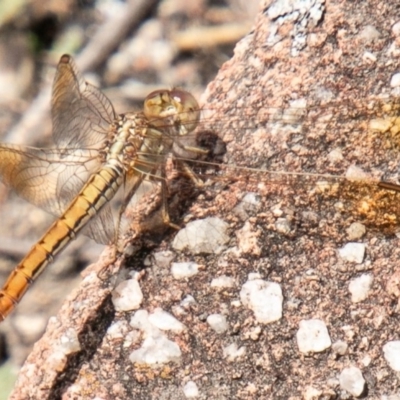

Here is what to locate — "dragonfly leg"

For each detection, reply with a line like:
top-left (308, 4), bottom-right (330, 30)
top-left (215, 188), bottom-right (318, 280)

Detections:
top-left (161, 198), bottom-right (181, 230)
top-left (158, 157), bottom-right (204, 230)
top-left (160, 163), bottom-right (182, 230)
top-left (178, 160), bottom-right (204, 187)
top-left (179, 144), bottom-right (209, 156)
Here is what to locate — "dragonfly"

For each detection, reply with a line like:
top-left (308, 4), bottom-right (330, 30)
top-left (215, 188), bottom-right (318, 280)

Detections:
top-left (0, 54), bottom-right (205, 322)
top-left (1, 54), bottom-right (400, 322)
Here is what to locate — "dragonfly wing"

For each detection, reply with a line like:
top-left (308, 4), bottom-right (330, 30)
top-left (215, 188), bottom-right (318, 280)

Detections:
top-left (51, 54), bottom-right (116, 149)
top-left (0, 144), bottom-right (121, 245)
top-left (82, 173), bottom-right (157, 245)
top-left (0, 144), bottom-right (99, 216)
top-left (82, 203), bottom-right (115, 244)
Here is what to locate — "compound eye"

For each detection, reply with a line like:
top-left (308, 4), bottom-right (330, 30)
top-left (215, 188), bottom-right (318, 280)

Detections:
top-left (144, 89), bottom-right (200, 134)
top-left (143, 90), bottom-right (166, 120)
top-left (169, 89), bottom-right (200, 133)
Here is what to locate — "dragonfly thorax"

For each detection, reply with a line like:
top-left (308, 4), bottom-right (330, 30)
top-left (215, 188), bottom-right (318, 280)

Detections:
top-left (106, 113), bottom-right (150, 168)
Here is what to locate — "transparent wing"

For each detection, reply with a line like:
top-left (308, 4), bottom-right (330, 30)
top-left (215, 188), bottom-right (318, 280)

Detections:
top-left (0, 144), bottom-right (117, 244)
top-left (51, 54), bottom-right (116, 149)
top-left (0, 144), bottom-right (100, 214)
top-left (82, 204), bottom-right (115, 244)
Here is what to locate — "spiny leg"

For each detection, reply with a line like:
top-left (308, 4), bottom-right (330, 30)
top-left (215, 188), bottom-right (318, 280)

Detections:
top-left (160, 156), bottom-right (206, 230)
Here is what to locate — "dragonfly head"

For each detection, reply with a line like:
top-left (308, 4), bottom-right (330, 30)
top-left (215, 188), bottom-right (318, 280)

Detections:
top-left (144, 89), bottom-right (200, 136)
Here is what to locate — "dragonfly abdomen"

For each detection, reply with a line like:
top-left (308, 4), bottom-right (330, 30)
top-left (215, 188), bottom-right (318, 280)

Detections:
top-left (0, 163), bottom-right (124, 321)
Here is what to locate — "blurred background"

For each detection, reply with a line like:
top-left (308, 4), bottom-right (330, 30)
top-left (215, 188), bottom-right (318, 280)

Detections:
top-left (0, 0), bottom-right (258, 396)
